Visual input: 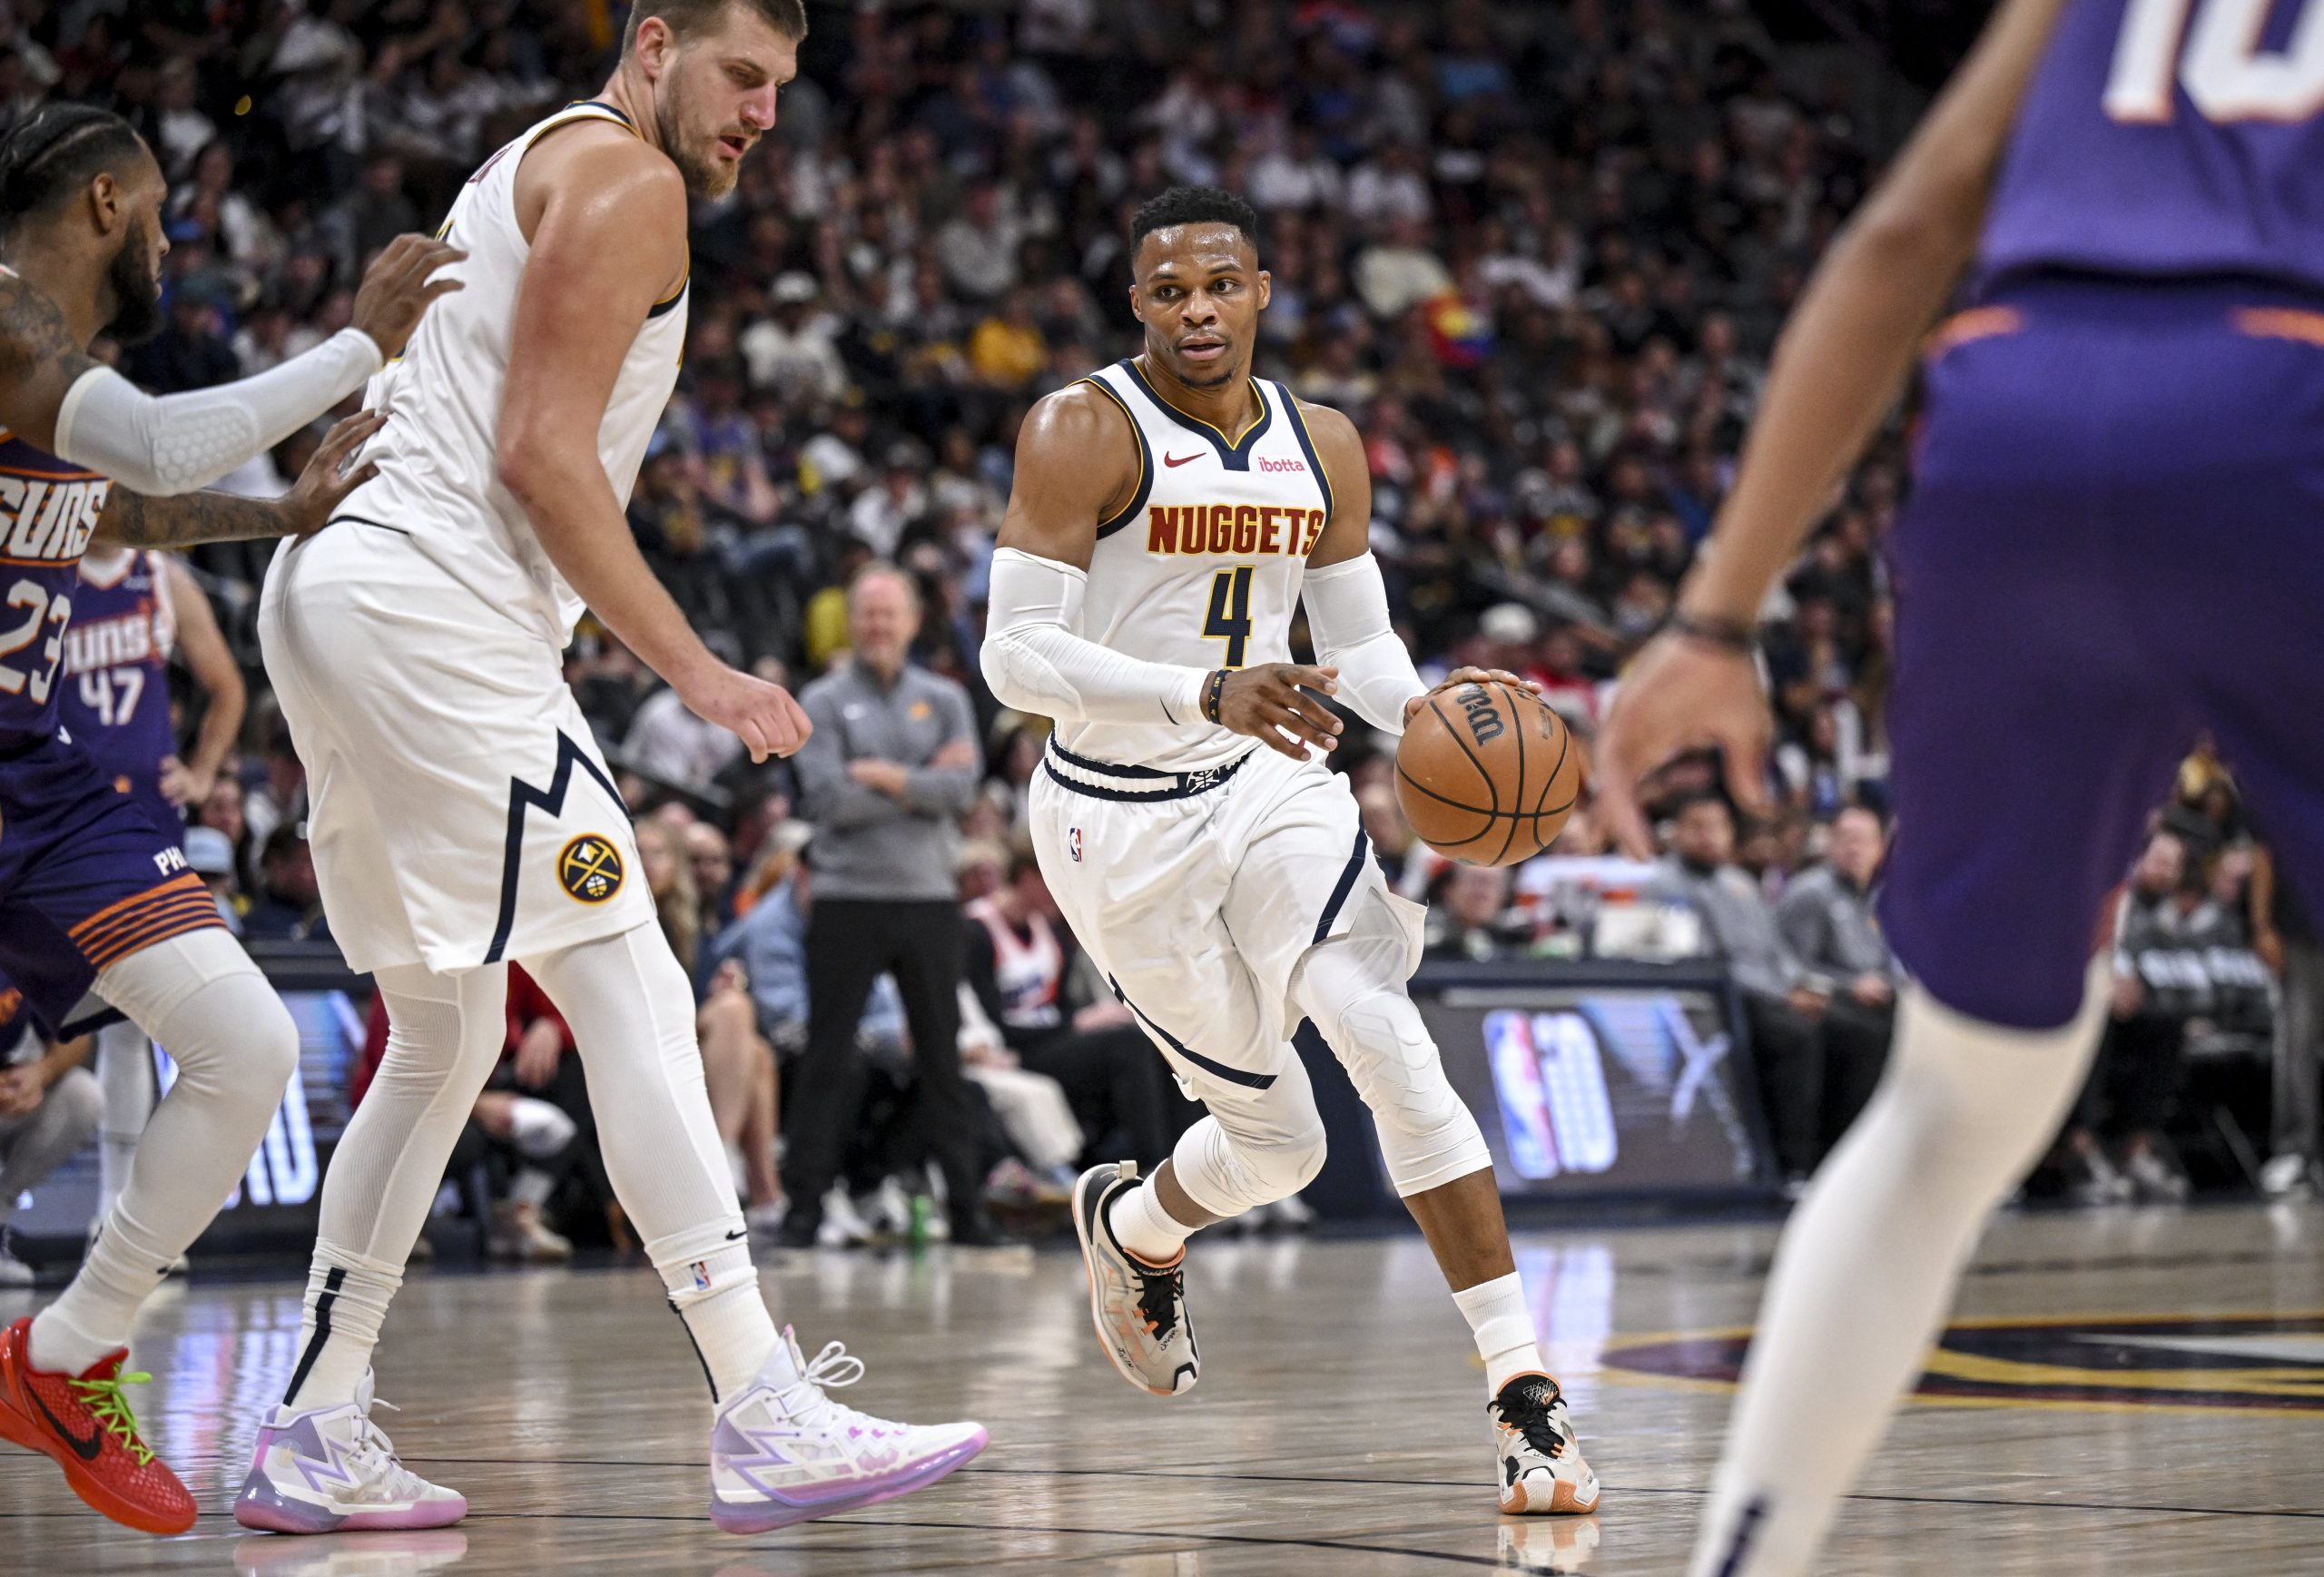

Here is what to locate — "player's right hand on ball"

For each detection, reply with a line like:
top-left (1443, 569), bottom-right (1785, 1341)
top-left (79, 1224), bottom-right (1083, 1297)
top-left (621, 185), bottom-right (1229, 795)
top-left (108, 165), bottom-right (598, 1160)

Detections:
top-left (1216, 664), bottom-right (1341, 760)
top-left (681, 664), bottom-right (812, 763)
top-left (351, 234), bottom-right (467, 360)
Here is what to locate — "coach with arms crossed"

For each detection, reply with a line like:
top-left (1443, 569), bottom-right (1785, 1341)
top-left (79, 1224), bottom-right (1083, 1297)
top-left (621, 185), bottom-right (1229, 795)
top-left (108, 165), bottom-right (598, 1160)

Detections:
top-left (783, 563), bottom-right (995, 1246)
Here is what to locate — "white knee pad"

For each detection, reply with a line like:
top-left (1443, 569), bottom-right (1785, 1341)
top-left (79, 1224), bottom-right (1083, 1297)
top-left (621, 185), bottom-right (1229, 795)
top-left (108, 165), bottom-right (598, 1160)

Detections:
top-left (1167, 1049), bottom-right (1329, 1220)
top-left (1170, 1109), bottom-right (1328, 1219)
top-left (97, 929), bottom-right (299, 1095)
top-left (1294, 903), bottom-right (1491, 1197)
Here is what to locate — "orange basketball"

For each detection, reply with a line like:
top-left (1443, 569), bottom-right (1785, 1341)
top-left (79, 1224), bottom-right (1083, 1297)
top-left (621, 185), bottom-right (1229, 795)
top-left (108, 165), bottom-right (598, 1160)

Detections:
top-left (1394, 680), bottom-right (1586, 866)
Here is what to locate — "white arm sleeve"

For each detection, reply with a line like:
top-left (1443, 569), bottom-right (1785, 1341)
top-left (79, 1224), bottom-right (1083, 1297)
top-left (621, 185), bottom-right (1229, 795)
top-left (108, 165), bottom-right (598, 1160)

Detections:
top-left (1302, 552), bottom-right (1424, 735)
top-left (980, 546), bottom-right (1212, 725)
top-left (50, 328), bottom-right (384, 496)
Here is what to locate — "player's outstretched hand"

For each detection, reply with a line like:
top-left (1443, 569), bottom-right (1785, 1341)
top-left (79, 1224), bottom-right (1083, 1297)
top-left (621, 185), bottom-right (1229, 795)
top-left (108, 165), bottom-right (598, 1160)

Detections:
top-left (1594, 628), bottom-right (1771, 859)
top-left (1217, 663), bottom-right (1341, 760)
top-left (274, 409), bottom-right (389, 539)
top-left (682, 664), bottom-right (812, 764)
top-left (352, 234), bottom-right (466, 360)
top-left (1403, 665), bottom-right (1545, 725)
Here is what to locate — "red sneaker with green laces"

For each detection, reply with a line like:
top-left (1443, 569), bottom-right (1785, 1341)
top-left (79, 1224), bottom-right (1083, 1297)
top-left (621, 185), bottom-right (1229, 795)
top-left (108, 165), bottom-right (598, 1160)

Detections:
top-left (0, 1316), bottom-right (196, 1534)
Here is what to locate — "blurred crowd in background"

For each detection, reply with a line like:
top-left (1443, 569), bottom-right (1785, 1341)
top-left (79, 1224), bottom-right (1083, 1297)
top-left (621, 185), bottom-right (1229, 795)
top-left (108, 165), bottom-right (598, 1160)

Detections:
top-left (2, 0), bottom-right (2317, 1267)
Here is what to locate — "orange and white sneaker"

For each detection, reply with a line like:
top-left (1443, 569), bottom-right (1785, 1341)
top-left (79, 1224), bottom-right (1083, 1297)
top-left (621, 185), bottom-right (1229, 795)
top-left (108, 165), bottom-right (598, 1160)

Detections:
top-left (1070, 1162), bottom-right (1198, 1396)
top-left (1489, 1372), bottom-right (1600, 1516)
top-left (0, 1316), bottom-right (196, 1534)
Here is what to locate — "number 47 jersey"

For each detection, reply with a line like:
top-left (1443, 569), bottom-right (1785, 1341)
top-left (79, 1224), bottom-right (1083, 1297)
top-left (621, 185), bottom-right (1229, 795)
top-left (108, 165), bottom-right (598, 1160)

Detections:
top-left (60, 547), bottom-right (181, 841)
top-left (1976, 0), bottom-right (2324, 297)
top-left (1061, 360), bottom-right (1337, 775)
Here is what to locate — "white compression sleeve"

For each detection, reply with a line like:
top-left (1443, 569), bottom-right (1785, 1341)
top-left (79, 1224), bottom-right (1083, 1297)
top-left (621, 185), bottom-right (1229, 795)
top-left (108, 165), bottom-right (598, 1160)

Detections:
top-left (980, 546), bottom-right (1213, 725)
top-left (1301, 552), bottom-right (1423, 734)
top-left (51, 327), bottom-right (383, 496)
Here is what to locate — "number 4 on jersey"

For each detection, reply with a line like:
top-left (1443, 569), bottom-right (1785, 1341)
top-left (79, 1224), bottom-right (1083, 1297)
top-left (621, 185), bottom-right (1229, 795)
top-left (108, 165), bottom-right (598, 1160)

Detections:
top-left (1203, 566), bottom-right (1254, 669)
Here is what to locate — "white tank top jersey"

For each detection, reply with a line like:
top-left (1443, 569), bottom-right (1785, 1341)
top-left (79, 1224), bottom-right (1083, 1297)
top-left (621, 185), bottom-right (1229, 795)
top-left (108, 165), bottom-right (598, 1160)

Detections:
top-left (335, 101), bottom-right (687, 646)
top-left (1059, 360), bottom-right (1337, 775)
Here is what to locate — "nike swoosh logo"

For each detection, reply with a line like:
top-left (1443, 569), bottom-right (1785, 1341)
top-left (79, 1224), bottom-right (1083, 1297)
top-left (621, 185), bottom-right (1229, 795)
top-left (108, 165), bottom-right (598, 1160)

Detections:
top-left (724, 1229), bottom-right (748, 1241)
top-left (1163, 451), bottom-right (1201, 468)
top-left (27, 1385), bottom-right (103, 1462)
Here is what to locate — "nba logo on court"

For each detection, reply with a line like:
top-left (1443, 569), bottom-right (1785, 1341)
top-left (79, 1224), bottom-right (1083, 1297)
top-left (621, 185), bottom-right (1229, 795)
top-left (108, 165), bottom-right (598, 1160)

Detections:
top-left (556, 833), bottom-right (625, 903)
top-left (1068, 827), bottom-right (1083, 862)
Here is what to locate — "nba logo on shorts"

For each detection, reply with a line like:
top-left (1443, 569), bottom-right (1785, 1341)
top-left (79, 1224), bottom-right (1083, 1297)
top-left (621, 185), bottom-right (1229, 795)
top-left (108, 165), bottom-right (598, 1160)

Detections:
top-left (690, 1260), bottom-right (711, 1292)
top-left (1068, 827), bottom-right (1083, 862)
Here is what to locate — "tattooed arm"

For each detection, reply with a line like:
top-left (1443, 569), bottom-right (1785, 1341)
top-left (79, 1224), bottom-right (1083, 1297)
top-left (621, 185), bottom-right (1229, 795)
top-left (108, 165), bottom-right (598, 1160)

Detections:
top-left (0, 271), bottom-right (103, 452)
top-left (91, 411), bottom-right (386, 548)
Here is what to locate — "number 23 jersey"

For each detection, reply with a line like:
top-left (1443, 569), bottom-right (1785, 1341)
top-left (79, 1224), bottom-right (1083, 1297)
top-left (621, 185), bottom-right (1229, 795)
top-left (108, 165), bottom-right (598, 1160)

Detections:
top-left (1062, 360), bottom-right (1337, 775)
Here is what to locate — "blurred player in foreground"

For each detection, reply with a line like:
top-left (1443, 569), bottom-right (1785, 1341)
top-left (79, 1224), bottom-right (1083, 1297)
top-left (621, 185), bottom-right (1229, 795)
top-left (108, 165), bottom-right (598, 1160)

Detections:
top-left (246, 0), bottom-right (984, 1537)
top-left (1596, 0), bottom-right (2324, 1570)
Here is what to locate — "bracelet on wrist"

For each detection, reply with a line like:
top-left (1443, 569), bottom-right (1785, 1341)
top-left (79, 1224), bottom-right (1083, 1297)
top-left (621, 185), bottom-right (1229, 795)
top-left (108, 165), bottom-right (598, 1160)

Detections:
top-left (1201, 669), bottom-right (1227, 724)
top-left (1666, 610), bottom-right (1759, 655)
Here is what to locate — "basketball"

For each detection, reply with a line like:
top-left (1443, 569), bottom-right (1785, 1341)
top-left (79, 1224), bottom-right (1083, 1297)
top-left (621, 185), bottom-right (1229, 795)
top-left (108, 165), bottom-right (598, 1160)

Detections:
top-left (1395, 680), bottom-right (1585, 867)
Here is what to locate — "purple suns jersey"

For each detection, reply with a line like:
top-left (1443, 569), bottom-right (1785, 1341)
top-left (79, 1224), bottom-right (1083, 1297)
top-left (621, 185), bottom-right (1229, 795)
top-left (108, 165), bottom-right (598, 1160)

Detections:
top-left (0, 429), bottom-right (111, 751)
top-left (59, 547), bottom-right (180, 837)
top-left (1976, 0), bottom-right (2324, 295)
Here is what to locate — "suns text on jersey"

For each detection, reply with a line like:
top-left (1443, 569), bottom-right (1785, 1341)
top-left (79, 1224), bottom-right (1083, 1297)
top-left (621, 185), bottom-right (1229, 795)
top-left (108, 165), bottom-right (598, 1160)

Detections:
top-left (1145, 502), bottom-right (1325, 558)
top-left (63, 605), bottom-right (159, 673)
top-left (1, 475), bottom-right (110, 565)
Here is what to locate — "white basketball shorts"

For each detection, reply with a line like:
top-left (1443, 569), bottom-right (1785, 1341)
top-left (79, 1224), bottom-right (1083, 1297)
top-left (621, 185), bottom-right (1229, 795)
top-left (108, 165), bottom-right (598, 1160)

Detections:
top-left (1029, 739), bottom-right (1423, 1102)
top-left (257, 521), bottom-right (652, 975)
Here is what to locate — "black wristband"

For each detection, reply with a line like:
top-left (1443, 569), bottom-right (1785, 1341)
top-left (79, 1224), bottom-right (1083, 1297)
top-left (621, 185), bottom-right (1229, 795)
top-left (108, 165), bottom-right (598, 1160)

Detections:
top-left (1201, 669), bottom-right (1227, 724)
top-left (1667, 610), bottom-right (1758, 655)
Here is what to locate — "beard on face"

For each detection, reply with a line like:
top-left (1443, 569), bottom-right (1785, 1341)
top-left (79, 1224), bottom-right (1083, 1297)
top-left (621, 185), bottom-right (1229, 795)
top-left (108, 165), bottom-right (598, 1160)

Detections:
top-left (103, 214), bottom-right (164, 346)
top-left (655, 73), bottom-right (741, 199)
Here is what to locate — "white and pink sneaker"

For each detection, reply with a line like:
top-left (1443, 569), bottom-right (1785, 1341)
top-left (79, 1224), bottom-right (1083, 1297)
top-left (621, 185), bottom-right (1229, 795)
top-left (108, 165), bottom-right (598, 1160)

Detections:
top-left (234, 1371), bottom-right (468, 1534)
top-left (709, 1327), bottom-right (986, 1533)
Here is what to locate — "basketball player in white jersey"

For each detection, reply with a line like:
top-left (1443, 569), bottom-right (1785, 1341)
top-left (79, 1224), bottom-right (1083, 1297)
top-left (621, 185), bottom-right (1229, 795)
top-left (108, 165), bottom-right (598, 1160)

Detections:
top-left (980, 186), bottom-right (1600, 1514)
top-left (241, 0), bottom-right (984, 1536)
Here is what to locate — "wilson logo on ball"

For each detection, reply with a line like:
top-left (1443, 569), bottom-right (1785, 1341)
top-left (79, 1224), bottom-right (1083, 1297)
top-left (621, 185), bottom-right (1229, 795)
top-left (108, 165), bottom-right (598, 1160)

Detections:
top-left (1457, 685), bottom-right (1506, 745)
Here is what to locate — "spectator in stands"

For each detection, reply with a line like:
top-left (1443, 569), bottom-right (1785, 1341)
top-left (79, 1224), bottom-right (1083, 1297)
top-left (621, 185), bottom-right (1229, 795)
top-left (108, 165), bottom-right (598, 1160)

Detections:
top-left (2068, 831), bottom-right (2201, 1203)
top-left (244, 823), bottom-right (332, 943)
top-left (784, 564), bottom-right (992, 1247)
top-left (1650, 794), bottom-right (1862, 1186)
top-left (1776, 805), bottom-right (1899, 1145)
top-left (0, 990), bottom-right (101, 1286)
top-left (687, 822), bottom-right (740, 936)
top-left (1426, 863), bottom-right (1526, 961)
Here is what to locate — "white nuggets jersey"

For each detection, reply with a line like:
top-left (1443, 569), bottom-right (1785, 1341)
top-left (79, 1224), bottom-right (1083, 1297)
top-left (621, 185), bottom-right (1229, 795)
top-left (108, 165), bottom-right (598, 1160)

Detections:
top-left (1063, 360), bottom-right (1335, 774)
top-left (339, 101), bottom-right (686, 646)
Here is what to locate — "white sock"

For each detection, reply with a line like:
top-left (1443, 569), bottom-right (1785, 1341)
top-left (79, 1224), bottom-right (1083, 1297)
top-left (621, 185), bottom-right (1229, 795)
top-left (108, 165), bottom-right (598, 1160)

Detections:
top-left (659, 1228), bottom-right (776, 1401)
top-left (524, 925), bottom-right (781, 1403)
top-left (1686, 961), bottom-right (2109, 1577)
top-left (1108, 1178), bottom-right (1194, 1266)
top-left (1452, 1272), bottom-right (1544, 1394)
top-left (283, 1248), bottom-right (404, 1408)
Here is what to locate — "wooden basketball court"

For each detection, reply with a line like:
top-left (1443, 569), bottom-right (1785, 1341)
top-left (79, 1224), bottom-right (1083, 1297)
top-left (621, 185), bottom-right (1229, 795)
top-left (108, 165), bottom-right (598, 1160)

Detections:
top-left (7, 1206), bottom-right (2323, 1574)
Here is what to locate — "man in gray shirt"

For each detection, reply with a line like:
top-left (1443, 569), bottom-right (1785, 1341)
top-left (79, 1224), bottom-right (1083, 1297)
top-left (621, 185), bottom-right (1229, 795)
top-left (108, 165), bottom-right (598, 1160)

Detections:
top-left (779, 563), bottom-right (991, 1246)
top-left (1649, 795), bottom-right (1857, 1183)
top-left (1777, 805), bottom-right (1901, 1146)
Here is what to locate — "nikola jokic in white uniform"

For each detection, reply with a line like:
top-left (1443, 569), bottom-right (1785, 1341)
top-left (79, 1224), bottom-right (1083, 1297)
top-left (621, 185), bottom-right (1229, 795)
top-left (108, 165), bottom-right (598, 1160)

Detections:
top-left (241, 3), bottom-right (982, 1537)
top-left (980, 186), bottom-right (1599, 1514)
